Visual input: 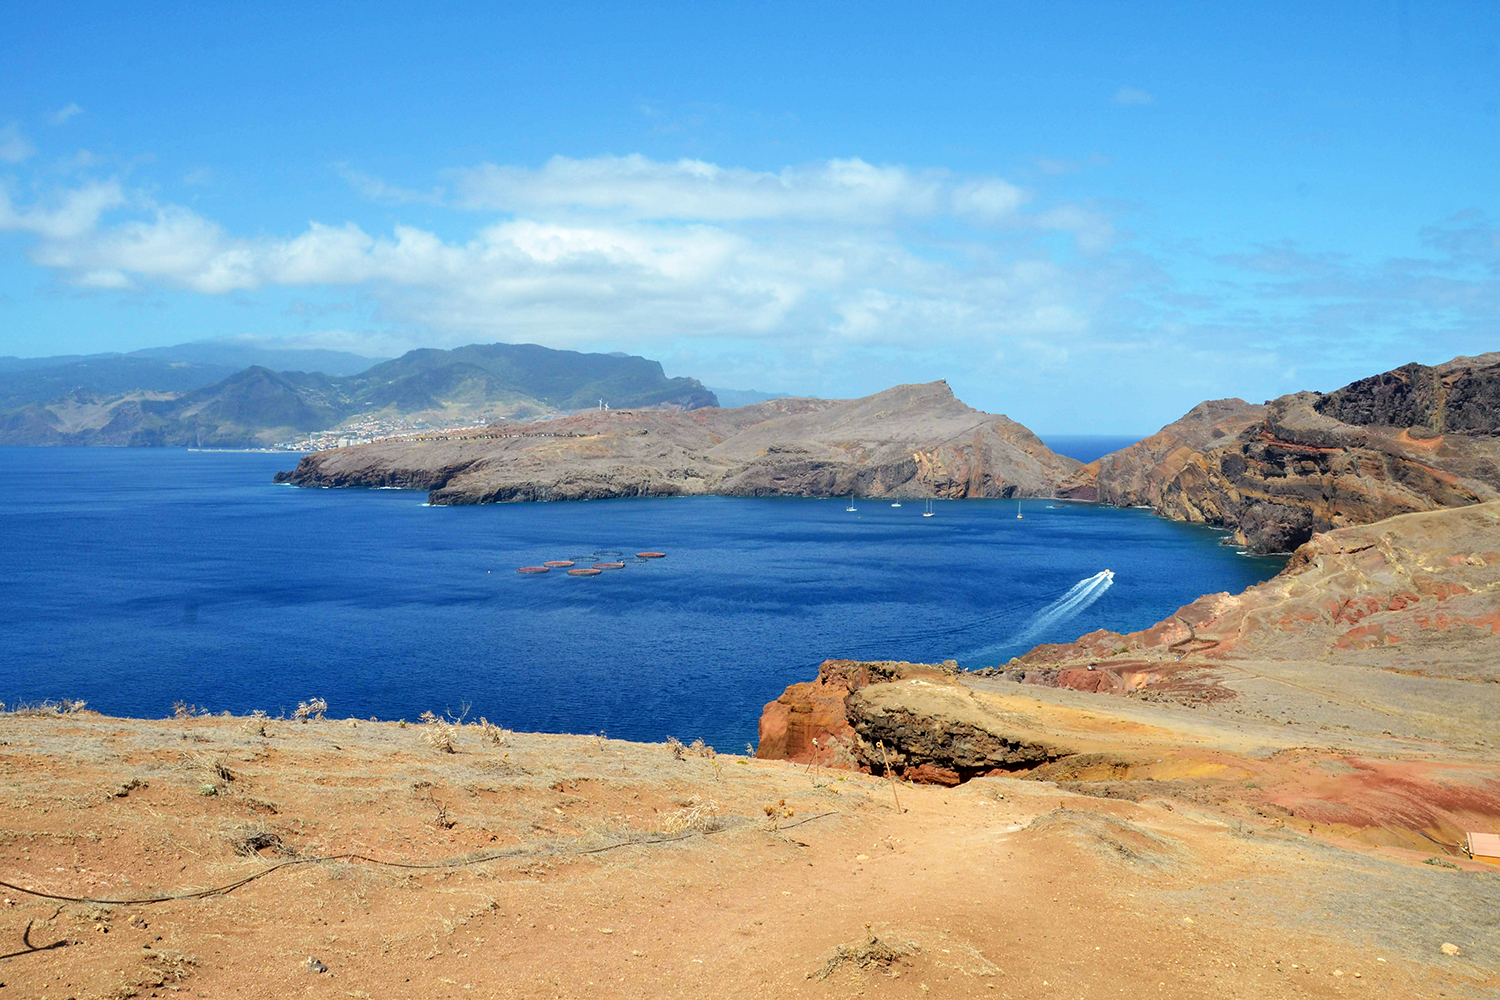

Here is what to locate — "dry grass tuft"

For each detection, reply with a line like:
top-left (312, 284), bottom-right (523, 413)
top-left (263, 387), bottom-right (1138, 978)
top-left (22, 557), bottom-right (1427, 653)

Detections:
top-left (661, 797), bottom-right (723, 834)
top-left (815, 925), bottom-right (918, 979)
top-left (2, 698), bottom-right (88, 716)
top-left (420, 712), bottom-right (458, 753)
top-left (475, 718), bottom-right (511, 747)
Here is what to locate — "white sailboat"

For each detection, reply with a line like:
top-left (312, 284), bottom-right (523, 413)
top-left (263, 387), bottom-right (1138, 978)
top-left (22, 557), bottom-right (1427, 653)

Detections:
top-left (922, 500), bottom-right (934, 518)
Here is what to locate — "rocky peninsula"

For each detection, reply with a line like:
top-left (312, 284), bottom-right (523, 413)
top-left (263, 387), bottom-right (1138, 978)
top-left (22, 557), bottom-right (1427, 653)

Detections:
top-left (275, 380), bottom-right (1083, 504)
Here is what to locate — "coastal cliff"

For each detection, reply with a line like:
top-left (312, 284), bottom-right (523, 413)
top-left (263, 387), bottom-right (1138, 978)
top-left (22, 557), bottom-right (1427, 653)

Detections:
top-left (758, 500), bottom-right (1500, 778)
top-left (1073, 353), bottom-right (1500, 553)
top-left (275, 380), bottom-right (1084, 504)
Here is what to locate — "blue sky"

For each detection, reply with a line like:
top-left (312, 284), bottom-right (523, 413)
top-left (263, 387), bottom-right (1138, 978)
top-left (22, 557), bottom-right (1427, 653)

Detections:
top-left (3, 2), bottom-right (1498, 433)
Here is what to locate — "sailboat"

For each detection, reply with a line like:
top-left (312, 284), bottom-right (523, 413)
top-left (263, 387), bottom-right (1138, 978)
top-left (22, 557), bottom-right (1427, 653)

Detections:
top-left (922, 500), bottom-right (934, 518)
top-left (846, 498), bottom-right (858, 512)
top-left (890, 501), bottom-right (901, 507)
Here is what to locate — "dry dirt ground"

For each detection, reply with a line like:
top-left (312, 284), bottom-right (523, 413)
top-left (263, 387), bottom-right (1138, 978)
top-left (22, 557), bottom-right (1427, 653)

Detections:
top-left (0, 710), bottom-right (1495, 1000)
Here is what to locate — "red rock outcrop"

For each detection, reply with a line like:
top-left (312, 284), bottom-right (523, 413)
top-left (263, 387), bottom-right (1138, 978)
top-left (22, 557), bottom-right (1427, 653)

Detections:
top-left (756, 658), bottom-right (958, 765)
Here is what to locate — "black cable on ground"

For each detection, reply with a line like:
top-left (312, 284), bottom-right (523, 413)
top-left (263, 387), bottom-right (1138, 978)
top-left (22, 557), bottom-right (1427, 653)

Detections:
top-left (0, 812), bottom-right (841, 907)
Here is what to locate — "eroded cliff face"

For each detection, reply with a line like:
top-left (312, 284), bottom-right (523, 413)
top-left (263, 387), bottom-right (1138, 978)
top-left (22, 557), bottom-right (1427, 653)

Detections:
top-left (275, 381), bottom-right (1085, 504)
top-left (757, 502), bottom-right (1500, 783)
top-left (755, 657), bottom-right (1069, 785)
top-left (1006, 500), bottom-right (1500, 683)
top-left (1078, 354), bottom-right (1500, 553)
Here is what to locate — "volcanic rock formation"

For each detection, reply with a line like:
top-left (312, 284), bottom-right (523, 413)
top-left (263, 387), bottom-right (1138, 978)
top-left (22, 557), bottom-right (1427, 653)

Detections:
top-left (1073, 353), bottom-right (1500, 553)
top-left (275, 381), bottom-right (1084, 504)
top-left (760, 501), bottom-right (1500, 786)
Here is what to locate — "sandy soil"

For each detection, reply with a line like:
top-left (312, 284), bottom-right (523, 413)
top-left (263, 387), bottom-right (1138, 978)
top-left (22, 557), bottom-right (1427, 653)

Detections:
top-left (1, 710), bottom-right (1495, 999)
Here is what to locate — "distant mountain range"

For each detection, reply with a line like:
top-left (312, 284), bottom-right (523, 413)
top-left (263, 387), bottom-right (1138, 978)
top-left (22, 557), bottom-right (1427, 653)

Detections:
top-left (0, 339), bottom-right (386, 410)
top-left (0, 341), bottom-right (719, 448)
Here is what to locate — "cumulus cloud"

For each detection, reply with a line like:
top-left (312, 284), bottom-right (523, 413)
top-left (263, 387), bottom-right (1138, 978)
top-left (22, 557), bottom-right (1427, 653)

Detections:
top-left (0, 124), bottom-right (35, 163)
top-left (51, 103), bottom-right (84, 125)
top-left (1, 155), bottom-right (1118, 356)
top-left (1111, 87), bottom-right (1155, 106)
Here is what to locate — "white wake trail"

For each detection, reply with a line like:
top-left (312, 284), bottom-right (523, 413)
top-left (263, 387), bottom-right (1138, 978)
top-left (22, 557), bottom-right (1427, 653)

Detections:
top-left (1015, 569), bottom-right (1115, 643)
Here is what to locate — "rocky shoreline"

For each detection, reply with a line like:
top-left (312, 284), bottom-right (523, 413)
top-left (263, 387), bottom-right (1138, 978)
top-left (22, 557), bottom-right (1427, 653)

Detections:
top-left (276, 353), bottom-right (1500, 560)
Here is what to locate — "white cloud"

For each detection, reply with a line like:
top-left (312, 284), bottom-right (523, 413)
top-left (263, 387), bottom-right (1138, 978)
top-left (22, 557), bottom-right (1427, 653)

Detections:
top-left (0, 156), bottom-right (1129, 376)
top-left (0, 124), bottom-right (35, 163)
top-left (335, 164), bottom-right (445, 206)
top-left (51, 103), bottom-right (84, 125)
top-left (1111, 87), bottom-right (1155, 106)
top-left (449, 154), bottom-right (1026, 225)
top-left (0, 180), bottom-right (127, 239)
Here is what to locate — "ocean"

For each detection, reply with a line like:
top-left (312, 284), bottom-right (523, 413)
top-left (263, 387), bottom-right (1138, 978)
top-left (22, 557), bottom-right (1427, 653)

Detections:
top-left (0, 448), bottom-right (1284, 751)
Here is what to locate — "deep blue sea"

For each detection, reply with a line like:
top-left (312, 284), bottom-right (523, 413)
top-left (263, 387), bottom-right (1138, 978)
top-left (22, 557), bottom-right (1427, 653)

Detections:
top-left (1039, 435), bottom-right (1140, 463)
top-left (0, 448), bottom-right (1283, 751)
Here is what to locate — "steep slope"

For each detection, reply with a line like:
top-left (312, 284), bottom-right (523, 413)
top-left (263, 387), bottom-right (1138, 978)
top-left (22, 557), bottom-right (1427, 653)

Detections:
top-left (274, 380), bottom-right (1084, 503)
top-left (1009, 500), bottom-right (1500, 684)
top-left (1078, 354), bottom-right (1500, 552)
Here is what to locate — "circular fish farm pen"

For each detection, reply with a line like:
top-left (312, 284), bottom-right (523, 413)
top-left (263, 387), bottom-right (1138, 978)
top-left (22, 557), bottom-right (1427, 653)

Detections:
top-left (516, 566), bottom-right (550, 574)
top-left (543, 560), bottom-right (576, 567)
top-left (592, 562), bottom-right (627, 570)
top-left (636, 551), bottom-right (666, 558)
top-left (567, 567), bottom-right (602, 576)
top-left (592, 549), bottom-right (624, 558)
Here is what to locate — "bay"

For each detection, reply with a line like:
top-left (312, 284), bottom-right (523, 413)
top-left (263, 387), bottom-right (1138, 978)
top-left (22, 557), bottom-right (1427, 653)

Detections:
top-left (0, 448), bottom-right (1284, 751)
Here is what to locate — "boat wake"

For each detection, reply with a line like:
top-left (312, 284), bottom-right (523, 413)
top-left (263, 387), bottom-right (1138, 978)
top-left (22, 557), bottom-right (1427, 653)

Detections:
top-left (1014, 569), bottom-right (1115, 644)
top-left (832, 569), bottom-right (1118, 663)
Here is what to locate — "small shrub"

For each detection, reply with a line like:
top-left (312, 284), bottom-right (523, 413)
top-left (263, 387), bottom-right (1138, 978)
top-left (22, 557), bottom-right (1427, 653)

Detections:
top-left (420, 711), bottom-right (457, 753)
top-left (292, 698), bottom-right (328, 723)
top-left (1424, 857), bottom-right (1460, 869)
top-left (425, 725), bottom-right (457, 754)
top-left (763, 798), bottom-right (795, 830)
top-left (666, 736), bottom-right (686, 760)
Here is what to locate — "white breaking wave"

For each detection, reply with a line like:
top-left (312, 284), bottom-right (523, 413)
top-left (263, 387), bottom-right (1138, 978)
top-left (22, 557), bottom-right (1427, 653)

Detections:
top-left (1015, 569), bottom-right (1115, 643)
